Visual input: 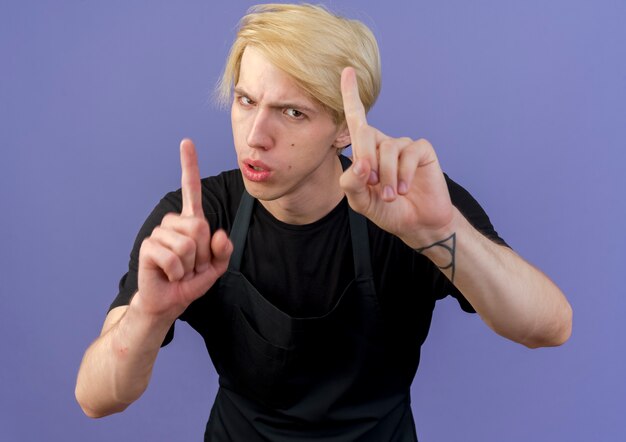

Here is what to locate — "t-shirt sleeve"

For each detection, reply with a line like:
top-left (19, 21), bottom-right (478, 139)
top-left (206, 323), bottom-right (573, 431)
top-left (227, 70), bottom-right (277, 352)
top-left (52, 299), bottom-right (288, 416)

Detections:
top-left (108, 191), bottom-right (183, 346)
top-left (434, 173), bottom-right (511, 313)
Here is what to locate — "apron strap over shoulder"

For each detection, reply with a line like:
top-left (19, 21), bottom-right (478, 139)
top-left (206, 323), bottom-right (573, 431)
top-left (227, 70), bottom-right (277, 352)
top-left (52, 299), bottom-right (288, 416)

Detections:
top-left (228, 189), bottom-right (254, 272)
top-left (340, 155), bottom-right (373, 280)
top-left (348, 208), bottom-right (373, 280)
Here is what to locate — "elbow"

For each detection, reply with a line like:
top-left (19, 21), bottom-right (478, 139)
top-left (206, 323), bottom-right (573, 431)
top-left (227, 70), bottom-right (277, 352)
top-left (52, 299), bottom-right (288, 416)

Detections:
top-left (75, 383), bottom-right (128, 419)
top-left (75, 385), bottom-right (102, 418)
top-left (522, 302), bottom-right (573, 349)
top-left (78, 404), bottom-right (108, 419)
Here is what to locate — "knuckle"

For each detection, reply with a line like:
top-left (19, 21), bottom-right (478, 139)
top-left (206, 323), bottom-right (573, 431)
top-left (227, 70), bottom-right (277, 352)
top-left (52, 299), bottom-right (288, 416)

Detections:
top-left (176, 236), bottom-right (196, 257)
top-left (379, 138), bottom-right (399, 153)
top-left (162, 252), bottom-right (180, 272)
top-left (416, 138), bottom-right (433, 149)
top-left (190, 218), bottom-right (210, 238)
top-left (140, 237), bottom-right (154, 253)
top-left (161, 212), bottom-right (179, 226)
top-left (405, 142), bottom-right (421, 155)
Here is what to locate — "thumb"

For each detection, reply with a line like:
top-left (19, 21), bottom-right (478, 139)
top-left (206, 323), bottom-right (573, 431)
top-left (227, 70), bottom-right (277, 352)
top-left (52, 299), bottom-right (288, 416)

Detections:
top-left (209, 230), bottom-right (234, 269)
top-left (340, 158), bottom-right (372, 215)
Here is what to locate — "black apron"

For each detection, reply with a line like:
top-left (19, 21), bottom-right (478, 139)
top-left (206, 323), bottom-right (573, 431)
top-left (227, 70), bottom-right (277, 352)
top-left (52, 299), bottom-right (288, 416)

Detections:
top-left (203, 156), bottom-right (419, 441)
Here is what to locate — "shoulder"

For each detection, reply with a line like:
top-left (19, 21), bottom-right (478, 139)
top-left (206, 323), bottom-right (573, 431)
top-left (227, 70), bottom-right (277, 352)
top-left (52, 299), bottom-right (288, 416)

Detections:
top-left (202, 168), bottom-right (244, 220)
top-left (201, 168), bottom-right (244, 205)
top-left (141, 168), bottom-right (245, 237)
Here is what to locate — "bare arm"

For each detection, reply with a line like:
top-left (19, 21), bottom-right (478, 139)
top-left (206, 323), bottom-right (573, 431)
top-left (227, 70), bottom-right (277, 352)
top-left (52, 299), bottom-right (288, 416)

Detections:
top-left (75, 139), bottom-right (233, 417)
top-left (74, 302), bottom-right (174, 417)
top-left (339, 67), bottom-right (572, 348)
top-left (415, 209), bottom-right (572, 348)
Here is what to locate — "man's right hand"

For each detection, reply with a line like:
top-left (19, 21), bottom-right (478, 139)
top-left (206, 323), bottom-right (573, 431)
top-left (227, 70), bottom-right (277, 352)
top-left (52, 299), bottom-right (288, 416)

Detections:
top-left (136, 138), bottom-right (233, 319)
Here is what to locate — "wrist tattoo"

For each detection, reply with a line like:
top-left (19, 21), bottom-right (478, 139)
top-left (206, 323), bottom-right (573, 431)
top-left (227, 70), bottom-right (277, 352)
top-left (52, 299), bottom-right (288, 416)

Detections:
top-left (415, 233), bottom-right (457, 283)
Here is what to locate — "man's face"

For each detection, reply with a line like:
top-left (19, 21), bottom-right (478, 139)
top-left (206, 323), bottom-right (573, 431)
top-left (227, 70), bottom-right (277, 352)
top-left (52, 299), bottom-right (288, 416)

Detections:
top-left (231, 46), bottom-right (346, 203)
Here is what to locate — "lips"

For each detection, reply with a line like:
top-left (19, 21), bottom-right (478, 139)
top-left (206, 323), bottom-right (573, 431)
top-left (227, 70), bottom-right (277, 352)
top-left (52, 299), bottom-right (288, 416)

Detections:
top-left (241, 158), bottom-right (272, 182)
top-left (244, 158), bottom-right (270, 170)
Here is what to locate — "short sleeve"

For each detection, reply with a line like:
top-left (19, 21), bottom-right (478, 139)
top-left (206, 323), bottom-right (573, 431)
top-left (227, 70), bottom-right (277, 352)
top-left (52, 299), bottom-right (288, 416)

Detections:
top-left (108, 191), bottom-right (183, 346)
top-left (435, 173), bottom-right (511, 313)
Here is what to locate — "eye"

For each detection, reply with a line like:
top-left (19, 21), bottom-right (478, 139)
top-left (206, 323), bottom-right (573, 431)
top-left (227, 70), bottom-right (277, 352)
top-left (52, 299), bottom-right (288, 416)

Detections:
top-left (285, 108), bottom-right (305, 119)
top-left (237, 95), bottom-right (254, 107)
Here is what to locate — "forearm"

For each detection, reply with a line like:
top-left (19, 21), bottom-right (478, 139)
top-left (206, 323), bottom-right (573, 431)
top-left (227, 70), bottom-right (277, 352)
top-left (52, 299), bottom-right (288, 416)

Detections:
top-left (75, 295), bottom-right (175, 417)
top-left (411, 209), bottom-right (572, 348)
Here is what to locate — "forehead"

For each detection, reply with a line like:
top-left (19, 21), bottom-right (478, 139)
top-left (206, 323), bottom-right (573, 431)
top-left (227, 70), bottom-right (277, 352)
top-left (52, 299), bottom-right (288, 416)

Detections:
top-left (236, 46), bottom-right (321, 111)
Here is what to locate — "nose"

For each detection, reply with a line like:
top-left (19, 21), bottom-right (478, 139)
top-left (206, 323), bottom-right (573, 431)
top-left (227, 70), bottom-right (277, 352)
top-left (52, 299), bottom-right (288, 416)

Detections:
top-left (246, 108), bottom-right (273, 150)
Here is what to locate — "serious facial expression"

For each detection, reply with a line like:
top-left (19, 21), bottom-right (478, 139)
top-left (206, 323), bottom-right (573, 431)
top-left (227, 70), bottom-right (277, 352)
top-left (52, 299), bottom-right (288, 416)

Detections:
top-left (231, 46), bottom-right (346, 204)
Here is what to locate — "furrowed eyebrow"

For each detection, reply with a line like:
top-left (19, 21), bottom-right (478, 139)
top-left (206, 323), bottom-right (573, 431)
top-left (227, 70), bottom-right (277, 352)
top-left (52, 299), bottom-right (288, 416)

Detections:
top-left (233, 87), bottom-right (318, 115)
top-left (233, 87), bottom-right (251, 98)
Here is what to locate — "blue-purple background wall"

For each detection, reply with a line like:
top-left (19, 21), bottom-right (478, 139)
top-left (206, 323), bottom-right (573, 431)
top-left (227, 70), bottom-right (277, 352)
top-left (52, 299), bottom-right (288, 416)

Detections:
top-left (1, 1), bottom-right (624, 441)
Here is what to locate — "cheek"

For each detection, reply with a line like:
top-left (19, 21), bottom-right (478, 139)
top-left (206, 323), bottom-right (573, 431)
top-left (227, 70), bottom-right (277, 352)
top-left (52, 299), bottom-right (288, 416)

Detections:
top-left (231, 113), bottom-right (248, 140)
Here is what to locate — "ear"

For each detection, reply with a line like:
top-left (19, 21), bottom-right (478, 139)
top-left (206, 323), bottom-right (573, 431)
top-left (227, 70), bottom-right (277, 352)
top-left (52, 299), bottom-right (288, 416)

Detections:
top-left (332, 122), bottom-right (351, 148)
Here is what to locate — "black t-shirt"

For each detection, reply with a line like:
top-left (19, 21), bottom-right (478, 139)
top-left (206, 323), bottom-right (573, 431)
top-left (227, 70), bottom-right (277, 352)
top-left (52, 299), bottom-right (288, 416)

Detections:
top-left (110, 163), bottom-right (507, 347)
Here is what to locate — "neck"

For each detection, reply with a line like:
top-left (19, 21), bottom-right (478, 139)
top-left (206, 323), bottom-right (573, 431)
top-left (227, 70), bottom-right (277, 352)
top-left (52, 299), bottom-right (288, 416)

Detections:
top-left (259, 155), bottom-right (345, 225)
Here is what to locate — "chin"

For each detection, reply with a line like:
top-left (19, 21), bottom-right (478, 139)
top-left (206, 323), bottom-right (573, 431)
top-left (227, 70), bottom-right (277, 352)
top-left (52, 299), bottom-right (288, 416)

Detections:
top-left (243, 182), bottom-right (277, 202)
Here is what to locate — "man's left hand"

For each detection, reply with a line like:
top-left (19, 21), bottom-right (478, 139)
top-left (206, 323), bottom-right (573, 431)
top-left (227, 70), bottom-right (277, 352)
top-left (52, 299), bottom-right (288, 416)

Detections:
top-left (339, 67), bottom-right (455, 248)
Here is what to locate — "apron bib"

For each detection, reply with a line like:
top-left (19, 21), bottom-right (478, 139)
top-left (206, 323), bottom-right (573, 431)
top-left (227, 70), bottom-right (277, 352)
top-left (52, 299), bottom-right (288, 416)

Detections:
top-left (203, 156), bottom-right (418, 441)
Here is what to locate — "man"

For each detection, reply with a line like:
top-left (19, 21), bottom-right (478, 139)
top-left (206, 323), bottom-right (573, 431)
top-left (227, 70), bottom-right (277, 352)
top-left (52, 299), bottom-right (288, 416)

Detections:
top-left (75, 3), bottom-right (572, 441)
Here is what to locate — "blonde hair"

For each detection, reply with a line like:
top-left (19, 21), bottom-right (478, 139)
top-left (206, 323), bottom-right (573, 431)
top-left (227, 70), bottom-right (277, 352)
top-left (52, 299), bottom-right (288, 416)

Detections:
top-left (216, 3), bottom-right (381, 124)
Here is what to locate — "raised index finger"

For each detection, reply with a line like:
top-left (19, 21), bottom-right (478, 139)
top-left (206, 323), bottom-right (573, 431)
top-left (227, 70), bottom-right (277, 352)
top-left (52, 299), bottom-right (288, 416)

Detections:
top-left (341, 67), bottom-right (368, 140)
top-left (341, 66), bottom-right (379, 174)
top-left (180, 138), bottom-right (204, 217)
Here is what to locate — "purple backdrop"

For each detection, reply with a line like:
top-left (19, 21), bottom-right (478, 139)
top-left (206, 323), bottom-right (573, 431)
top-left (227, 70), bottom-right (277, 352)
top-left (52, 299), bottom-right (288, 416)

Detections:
top-left (2, 1), bottom-right (625, 441)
